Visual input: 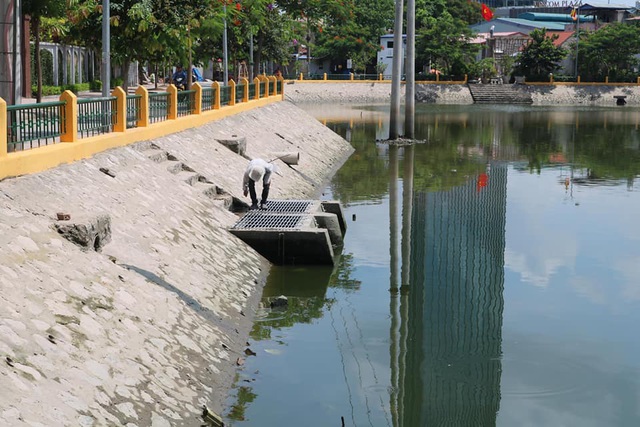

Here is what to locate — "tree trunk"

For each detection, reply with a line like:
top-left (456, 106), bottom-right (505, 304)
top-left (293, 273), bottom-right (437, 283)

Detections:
top-left (34, 17), bottom-right (42, 103)
top-left (123, 58), bottom-right (130, 92)
top-left (254, 30), bottom-right (264, 77)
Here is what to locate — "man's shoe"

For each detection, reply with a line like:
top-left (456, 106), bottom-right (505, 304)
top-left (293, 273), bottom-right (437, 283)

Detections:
top-left (250, 203), bottom-right (258, 210)
top-left (260, 202), bottom-right (268, 210)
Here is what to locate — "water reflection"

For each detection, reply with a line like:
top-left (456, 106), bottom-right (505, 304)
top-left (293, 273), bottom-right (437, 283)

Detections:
top-left (225, 104), bottom-right (640, 427)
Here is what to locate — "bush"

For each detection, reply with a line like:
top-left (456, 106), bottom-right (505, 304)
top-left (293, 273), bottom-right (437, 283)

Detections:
top-left (90, 80), bottom-right (102, 92)
top-left (111, 77), bottom-right (124, 88)
top-left (31, 83), bottom-right (91, 98)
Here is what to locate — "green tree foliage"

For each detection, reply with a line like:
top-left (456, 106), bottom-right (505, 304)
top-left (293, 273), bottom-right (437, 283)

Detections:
top-left (514, 28), bottom-right (567, 81)
top-left (416, 7), bottom-right (478, 78)
top-left (575, 23), bottom-right (640, 82)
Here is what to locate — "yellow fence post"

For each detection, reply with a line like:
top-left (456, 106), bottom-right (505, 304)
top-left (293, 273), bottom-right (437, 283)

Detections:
top-left (167, 84), bottom-right (178, 119)
top-left (0, 97), bottom-right (6, 158)
top-left (229, 79), bottom-right (236, 106)
top-left (637, 76), bottom-right (640, 85)
top-left (436, 73), bottom-right (439, 82)
top-left (192, 82), bottom-right (202, 114)
top-left (299, 73), bottom-right (303, 81)
top-left (323, 73), bottom-right (327, 81)
top-left (253, 77), bottom-right (260, 99)
top-left (350, 73), bottom-right (354, 81)
top-left (464, 74), bottom-right (468, 84)
top-left (606, 76), bottom-right (609, 84)
top-left (213, 81), bottom-right (221, 110)
top-left (379, 73), bottom-right (383, 81)
top-left (241, 78), bottom-right (249, 102)
top-left (60, 90), bottom-right (78, 142)
top-left (135, 86), bottom-right (149, 127)
top-left (578, 76), bottom-right (581, 84)
top-left (111, 86), bottom-right (127, 132)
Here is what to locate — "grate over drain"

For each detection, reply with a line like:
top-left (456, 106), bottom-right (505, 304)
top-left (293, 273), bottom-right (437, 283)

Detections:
top-left (264, 200), bottom-right (315, 213)
top-left (232, 213), bottom-right (305, 230)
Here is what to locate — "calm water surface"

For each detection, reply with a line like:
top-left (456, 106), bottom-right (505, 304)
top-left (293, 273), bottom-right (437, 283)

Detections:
top-left (225, 104), bottom-right (640, 426)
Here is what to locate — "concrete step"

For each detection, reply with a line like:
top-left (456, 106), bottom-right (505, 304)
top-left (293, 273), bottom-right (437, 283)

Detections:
top-left (468, 83), bottom-right (533, 104)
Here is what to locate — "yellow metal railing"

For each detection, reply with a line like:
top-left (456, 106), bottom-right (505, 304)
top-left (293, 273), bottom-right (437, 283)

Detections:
top-left (0, 76), bottom-right (285, 180)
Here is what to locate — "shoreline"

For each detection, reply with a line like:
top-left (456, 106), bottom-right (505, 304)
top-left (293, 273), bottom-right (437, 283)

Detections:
top-left (0, 101), bottom-right (353, 426)
top-left (284, 81), bottom-right (640, 106)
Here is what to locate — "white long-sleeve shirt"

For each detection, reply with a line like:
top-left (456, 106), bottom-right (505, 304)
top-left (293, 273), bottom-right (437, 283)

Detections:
top-left (242, 158), bottom-right (273, 191)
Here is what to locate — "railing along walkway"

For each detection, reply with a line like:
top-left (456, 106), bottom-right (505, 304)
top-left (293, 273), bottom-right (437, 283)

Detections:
top-left (0, 76), bottom-right (284, 180)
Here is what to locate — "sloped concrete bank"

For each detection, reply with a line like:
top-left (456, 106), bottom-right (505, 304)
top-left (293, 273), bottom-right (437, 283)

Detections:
top-left (0, 102), bottom-right (353, 426)
top-left (284, 81), bottom-right (640, 106)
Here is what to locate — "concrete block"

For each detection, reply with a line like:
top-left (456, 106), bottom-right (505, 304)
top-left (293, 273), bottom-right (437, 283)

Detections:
top-left (54, 214), bottom-right (111, 252)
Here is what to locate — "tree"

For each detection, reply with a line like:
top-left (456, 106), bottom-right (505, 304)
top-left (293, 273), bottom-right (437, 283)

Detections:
top-left (24, 0), bottom-right (66, 102)
top-left (416, 10), bottom-right (478, 77)
top-left (575, 23), bottom-right (640, 82)
top-left (514, 28), bottom-right (566, 81)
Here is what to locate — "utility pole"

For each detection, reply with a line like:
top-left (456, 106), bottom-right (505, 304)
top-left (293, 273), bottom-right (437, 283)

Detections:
top-left (223, 4), bottom-right (229, 83)
top-left (389, 0), bottom-right (405, 140)
top-left (574, 3), bottom-right (580, 78)
top-left (404, 0), bottom-right (415, 139)
top-left (101, 0), bottom-right (110, 96)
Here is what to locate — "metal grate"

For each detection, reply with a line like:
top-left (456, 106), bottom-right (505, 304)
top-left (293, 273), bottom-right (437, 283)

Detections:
top-left (232, 213), bottom-right (305, 230)
top-left (264, 200), bottom-right (315, 213)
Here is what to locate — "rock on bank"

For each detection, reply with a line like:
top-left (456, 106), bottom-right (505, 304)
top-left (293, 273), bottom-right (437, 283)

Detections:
top-left (0, 101), bottom-right (353, 426)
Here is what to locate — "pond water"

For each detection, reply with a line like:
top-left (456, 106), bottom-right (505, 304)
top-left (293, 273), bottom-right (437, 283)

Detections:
top-left (224, 104), bottom-right (640, 426)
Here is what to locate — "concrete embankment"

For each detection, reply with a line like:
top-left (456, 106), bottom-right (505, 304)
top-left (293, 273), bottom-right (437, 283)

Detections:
top-left (284, 80), bottom-right (640, 106)
top-left (0, 101), bottom-right (353, 426)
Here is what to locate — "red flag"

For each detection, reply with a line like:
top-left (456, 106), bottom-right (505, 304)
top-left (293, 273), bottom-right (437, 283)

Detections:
top-left (481, 3), bottom-right (493, 21)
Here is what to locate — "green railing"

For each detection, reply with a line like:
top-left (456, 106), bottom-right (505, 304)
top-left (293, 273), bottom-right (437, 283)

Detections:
top-left (126, 94), bottom-right (142, 128)
top-left (248, 83), bottom-right (256, 99)
top-left (268, 80), bottom-right (274, 95)
top-left (77, 97), bottom-right (116, 138)
top-left (325, 73), bottom-right (353, 81)
top-left (149, 92), bottom-right (170, 123)
top-left (220, 85), bottom-right (231, 106)
top-left (177, 90), bottom-right (195, 117)
top-left (6, 101), bottom-right (65, 151)
top-left (259, 82), bottom-right (266, 98)
top-left (276, 79), bottom-right (282, 94)
top-left (235, 84), bottom-right (245, 103)
top-left (202, 87), bottom-right (215, 111)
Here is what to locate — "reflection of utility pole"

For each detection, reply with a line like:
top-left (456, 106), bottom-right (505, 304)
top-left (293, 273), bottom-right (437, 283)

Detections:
top-left (398, 144), bottom-right (414, 425)
top-left (388, 144), bottom-right (400, 427)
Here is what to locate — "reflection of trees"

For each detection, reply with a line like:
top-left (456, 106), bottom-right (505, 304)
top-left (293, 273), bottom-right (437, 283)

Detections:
top-left (249, 254), bottom-right (360, 341)
top-left (574, 127), bottom-right (640, 181)
top-left (328, 253), bottom-right (362, 291)
top-left (226, 385), bottom-right (257, 422)
top-left (327, 123), bottom-right (390, 205)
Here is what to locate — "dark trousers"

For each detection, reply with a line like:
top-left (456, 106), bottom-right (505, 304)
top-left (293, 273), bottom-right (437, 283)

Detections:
top-left (248, 180), bottom-right (270, 206)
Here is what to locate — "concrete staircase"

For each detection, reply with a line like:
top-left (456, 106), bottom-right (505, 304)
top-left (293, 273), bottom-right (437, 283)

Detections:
top-left (468, 83), bottom-right (533, 104)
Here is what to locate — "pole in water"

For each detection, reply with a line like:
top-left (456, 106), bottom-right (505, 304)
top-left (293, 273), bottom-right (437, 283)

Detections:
top-left (341, 416), bottom-right (345, 427)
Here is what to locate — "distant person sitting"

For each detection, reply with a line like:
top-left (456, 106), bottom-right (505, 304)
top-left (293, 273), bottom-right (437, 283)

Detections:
top-left (172, 66), bottom-right (187, 89)
top-left (242, 158), bottom-right (274, 210)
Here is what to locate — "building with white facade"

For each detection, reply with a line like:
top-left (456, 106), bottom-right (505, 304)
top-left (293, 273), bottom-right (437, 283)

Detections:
top-left (377, 34), bottom-right (406, 79)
